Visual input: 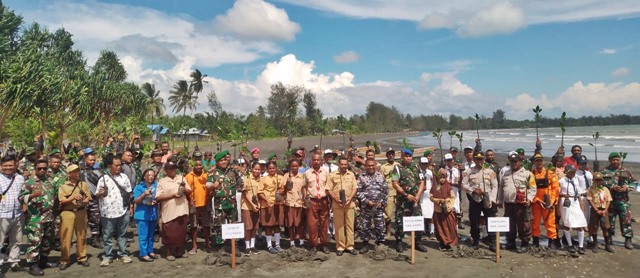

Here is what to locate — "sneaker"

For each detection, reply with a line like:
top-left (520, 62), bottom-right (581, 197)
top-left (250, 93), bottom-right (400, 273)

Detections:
top-left (268, 246), bottom-right (278, 254)
top-left (242, 249), bottom-right (251, 256)
top-left (120, 255), bottom-right (132, 264)
top-left (100, 258), bottom-right (110, 267)
top-left (577, 247), bottom-right (585, 255)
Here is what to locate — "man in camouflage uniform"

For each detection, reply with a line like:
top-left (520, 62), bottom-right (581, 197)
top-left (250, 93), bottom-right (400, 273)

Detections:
top-left (600, 152), bottom-right (637, 249)
top-left (392, 148), bottom-right (427, 253)
top-left (207, 150), bottom-right (242, 249)
top-left (20, 159), bottom-right (59, 275)
top-left (80, 149), bottom-right (103, 248)
top-left (356, 158), bottom-right (388, 253)
top-left (19, 147), bottom-right (38, 178)
top-left (149, 149), bottom-right (165, 180)
top-left (47, 156), bottom-right (67, 251)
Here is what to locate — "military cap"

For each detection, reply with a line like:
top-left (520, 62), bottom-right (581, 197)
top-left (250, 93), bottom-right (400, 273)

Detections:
top-left (608, 152), bottom-right (620, 160)
top-left (214, 150), bottom-right (229, 161)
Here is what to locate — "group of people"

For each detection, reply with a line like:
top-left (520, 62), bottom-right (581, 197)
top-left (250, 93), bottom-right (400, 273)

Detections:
top-left (0, 136), bottom-right (637, 276)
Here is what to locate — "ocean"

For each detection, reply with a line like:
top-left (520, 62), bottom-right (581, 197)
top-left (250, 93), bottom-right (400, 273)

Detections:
top-left (407, 125), bottom-right (640, 163)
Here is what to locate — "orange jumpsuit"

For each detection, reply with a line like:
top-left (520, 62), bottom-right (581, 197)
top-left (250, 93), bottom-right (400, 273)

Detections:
top-left (531, 168), bottom-right (559, 239)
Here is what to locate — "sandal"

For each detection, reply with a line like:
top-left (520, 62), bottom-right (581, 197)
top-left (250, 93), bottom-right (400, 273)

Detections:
top-left (188, 249), bottom-right (197, 255)
top-left (149, 253), bottom-right (160, 259)
top-left (140, 256), bottom-right (154, 262)
top-left (166, 256), bottom-right (176, 261)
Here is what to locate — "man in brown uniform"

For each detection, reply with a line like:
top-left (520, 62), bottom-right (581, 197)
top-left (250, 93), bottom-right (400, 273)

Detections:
top-left (57, 164), bottom-right (91, 270)
top-left (304, 154), bottom-right (331, 254)
top-left (327, 157), bottom-right (358, 256)
top-left (379, 148), bottom-right (398, 239)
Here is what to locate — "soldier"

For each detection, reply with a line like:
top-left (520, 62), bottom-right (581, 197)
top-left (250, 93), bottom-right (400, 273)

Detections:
top-left (0, 155), bottom-right (25, 272)
top-left (81, 149), bottom-right (103, 248)
top-left (462, 152), bottom-right (498, 251)
top-left (149, 149), bottom-right (165, 180)
top-left (392, 148), bottom-right (428, 253)
top-left (19, 147), bottom-right (38, 178)
top-left (20, 159), bottom-right (59, 275)
top-left (380, 148), bottom-right (398, 239)
top-left (356, 158), bottom-right (388, 253)
top-left (327, 157), bottom-right (358, 256)
top-left (484, 149), bottom-right (500, 177)
top-left (529, 153), bottom-right (560, 249)
top-left (600, 152), bottom-right (637, 249)
top-left (497, 152), bottom-right (536, 253)
top-left (57, 164), bottom-right (91, 270)
top-left (206, 150), bottom-right (241, 255)
top-left (48, 155), bottom-right (67, 249)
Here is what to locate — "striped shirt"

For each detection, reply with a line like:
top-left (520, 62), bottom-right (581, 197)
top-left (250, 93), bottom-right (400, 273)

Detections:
top-left (0, 173), bottom-right (24, 219)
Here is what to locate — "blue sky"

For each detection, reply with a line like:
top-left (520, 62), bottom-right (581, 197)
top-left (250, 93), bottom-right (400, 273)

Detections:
top-left (5, 0), bottom-right (640, 119)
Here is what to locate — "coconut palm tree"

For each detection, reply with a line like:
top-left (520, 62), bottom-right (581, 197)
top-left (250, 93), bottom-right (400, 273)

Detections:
top-left (141, 82), bottom-right (164, 124)
top-left (168, 80), bottom-right (196, 146)
top-left (189, 69), bottom-right (207, 98)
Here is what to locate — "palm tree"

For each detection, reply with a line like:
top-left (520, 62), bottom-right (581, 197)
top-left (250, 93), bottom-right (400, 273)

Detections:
top-left (141, 82), bottom-right (164, 124)
top-left (168, 80), bottom-right (196, 147)
top-left (189, 69), bottom-right (208, 98)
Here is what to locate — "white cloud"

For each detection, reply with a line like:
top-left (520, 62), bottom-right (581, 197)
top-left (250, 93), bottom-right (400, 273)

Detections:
top-left (599, 48), bottom-right (617, 54)
top-left (279, 0), bottom-right (640, 37)
top-left (214, 0), bottom-right (301, 41)
top-left (333, 51), bottom-right (360, 63)
top-left (611, 67), bottom-right (630, 77)
top-left (506, 81), bottom-right (640, 118)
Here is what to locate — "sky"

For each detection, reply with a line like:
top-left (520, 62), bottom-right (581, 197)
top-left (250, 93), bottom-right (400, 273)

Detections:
top-left (5, 0), bottom-right (640, 120)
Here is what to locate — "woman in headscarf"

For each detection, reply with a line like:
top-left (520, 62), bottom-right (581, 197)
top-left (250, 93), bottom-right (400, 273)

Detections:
top-left (430, 168), bottom-right (459, 251)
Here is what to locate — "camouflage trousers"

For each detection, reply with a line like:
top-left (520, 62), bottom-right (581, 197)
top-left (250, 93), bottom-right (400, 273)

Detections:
top-left (357, 205), bottom-right (385, 242)
top-left (395, 195), bottom-right (422, 240)
top-left (212, 207), bottom-right (238, 245)
top-left (25, 219), bottom-right (54, 263)
top-left (87, 197), bottom-right (101, 235)
top-left (54, 212), bottom-right (61, 239)
top-left (609, 201), bottom-right (633, 238)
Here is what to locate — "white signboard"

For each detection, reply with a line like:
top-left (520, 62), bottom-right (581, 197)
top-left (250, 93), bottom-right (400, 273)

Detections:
top-left (222, 223), bottom-right (245, 239)
top-left (487, 217), bottom-right (510, 232)
top-left (402, 216), bottom-right (425, 232)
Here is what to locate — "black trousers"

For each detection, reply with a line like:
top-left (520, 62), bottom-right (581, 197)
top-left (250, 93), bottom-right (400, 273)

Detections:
top-left (468, 194), bottom-right (496, 242)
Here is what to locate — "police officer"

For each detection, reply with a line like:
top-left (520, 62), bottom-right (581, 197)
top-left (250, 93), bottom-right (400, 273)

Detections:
top-left (462, 152), bottom-right (498, 251)
top-left (600, 152), bottom-right (637, 249)
top-left (392, 148), bottom-right (427, 253)
top-left (20, 159), bottom-right (59, 275)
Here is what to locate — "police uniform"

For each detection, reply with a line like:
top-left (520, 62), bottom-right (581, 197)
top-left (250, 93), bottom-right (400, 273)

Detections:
top-left (356, 171), bottom-right (388, 245)
top-left (20, 175), bottom-right (56, 265)
top-left (600, 152), bottom-right (637, 249)
top-left (462, 153), bottom-right (498, 246)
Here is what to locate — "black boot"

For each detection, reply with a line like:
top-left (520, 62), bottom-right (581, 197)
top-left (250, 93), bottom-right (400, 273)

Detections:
top-left (516, 241), bottom-right (529, 253)
top-left (591, 235), bottom-right (598, 253)
top-left (624, 238), bottom-right (633, 250)
top-left (396, 240), bottom-right (404, 253)
top-left (91, 234), bottom-right (102, 248)
top-left (548, 237), bottom-right (556, 249)
top-left (532, 237), bottom-right (540, 247)
top-left (28, 263), bottom-right (44, 276)
top-left (554, 238), bottom-right (562, 249)
top-left (605, 237), bottom-right (615, 253)
top-left (38, 256), bottom-right (58, 268)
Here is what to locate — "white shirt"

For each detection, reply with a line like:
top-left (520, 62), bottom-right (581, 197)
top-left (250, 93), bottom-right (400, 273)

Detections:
top-left (322, 163), bottom-right (339, 174)
top-left (576, 170), bottom-right (593, 193)
top-left (97, 173), bottom-right (132, 219)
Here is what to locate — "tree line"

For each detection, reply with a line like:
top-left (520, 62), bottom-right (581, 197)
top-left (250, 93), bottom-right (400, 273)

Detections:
top-left (2, 2), bottom-right (639, 152)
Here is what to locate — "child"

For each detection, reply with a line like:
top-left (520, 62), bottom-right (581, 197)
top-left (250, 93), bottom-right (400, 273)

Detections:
top-left (586, 172), bottom-right (614, 253)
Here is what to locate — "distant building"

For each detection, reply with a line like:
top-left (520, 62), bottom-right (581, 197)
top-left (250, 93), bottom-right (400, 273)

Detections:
top-left (176, 128), bottom-right (209, 142)
top-left (147, 124), bottom-right (170, 141)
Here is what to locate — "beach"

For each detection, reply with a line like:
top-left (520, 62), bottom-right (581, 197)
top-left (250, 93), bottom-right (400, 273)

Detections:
top-left (7, 132), bottom-right (640, 278)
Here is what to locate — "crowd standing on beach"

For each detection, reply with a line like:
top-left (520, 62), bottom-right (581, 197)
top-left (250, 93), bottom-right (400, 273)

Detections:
top-left (0, 134), bottom-right (637, 277)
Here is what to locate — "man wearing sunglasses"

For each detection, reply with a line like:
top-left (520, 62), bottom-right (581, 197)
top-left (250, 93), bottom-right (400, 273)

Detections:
top-left (20, 159), bottom-right (59, 275)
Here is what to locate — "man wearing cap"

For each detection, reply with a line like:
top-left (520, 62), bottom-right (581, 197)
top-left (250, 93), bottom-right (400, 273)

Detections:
top-left (449, 147), bottom-right (459, 162)
top-left (0, 155), bottom-right (26, 272)
top-left (530, 153), bottom-right (560, 249)
top-left (149, 149), bottom-right (165, 180)
top-left (462, 152), bottom-right (499, 251)
top-left (20, 159), bottom-right (59, 275)
top-left (81, 148), bottom-right (103, 248)
top-left (423, 150), bottom-right (435, 170)
top-left (586, 172), bottom-right (614, 253)
top-left (47, 155), bottom-right (66, 251)
top-left (497, 152), bottom-right (536, 252)
top-left (58, 164), bottom-right (91, 270)
top-left (322, 149), bottom-right (339, 174)
top-left (443, 153), bottom-right (463, 230)
top-left (207, 150), bottom-right (242, 248)
top-left (600, 152), bottom-right (637, 249)
top-left (380, 148), bottom-right (399, 239)
top-left (356, 158), bottom-right (388, 253)
top-left (392, 148), bottom-right (427, 253)
top-left (19, 147), bottom-right (38, 178)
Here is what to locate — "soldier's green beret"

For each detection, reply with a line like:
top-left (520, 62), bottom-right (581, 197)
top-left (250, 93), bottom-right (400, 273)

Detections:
top-left (267, 153), bottom-right (276, 160)
top-left (608, 152), bottom-right (621, 160)
top-left (25, 147), bottom-right (36, 156)
top-left (48, 148), bottom-right (60, 156)
top-left (516, 148), bottom-right (525, 154)
top-left (423, 150), bottom-right (432, 157)
top-left (214, 150), bottom-right (229, 161)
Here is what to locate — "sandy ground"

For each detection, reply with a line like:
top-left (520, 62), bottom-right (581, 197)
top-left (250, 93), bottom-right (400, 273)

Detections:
top-left (5, 132), bottom-right (640, 278)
